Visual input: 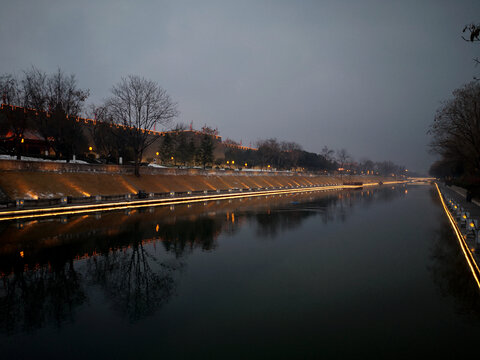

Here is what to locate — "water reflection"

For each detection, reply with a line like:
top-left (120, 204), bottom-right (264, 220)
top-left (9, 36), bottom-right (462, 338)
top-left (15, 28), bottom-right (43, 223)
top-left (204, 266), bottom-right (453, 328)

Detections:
top-left (1, 258), bottom-right (85, 334)
top-left (0, 185), bottom-right (408, 334)
top-left (429, 218), bottom-right (480, 318)
top-left (86, 240), bottom-right (180, 322)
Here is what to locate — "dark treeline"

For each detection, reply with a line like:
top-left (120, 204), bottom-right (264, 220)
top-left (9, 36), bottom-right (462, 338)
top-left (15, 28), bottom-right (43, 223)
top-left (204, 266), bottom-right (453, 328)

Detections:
top-left (0, 66), bottom-right (406, 176)
top-left (223, 139), bottom-right (406, 176)
top-left (429, 24), bottom-right (480, 193)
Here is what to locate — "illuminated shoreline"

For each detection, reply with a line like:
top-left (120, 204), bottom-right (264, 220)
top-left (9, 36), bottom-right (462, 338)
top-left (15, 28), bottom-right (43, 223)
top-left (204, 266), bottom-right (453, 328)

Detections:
top-left (435, 182), bottom-right (480, 290)
top-left (0, 181), bottom-right (408, 221)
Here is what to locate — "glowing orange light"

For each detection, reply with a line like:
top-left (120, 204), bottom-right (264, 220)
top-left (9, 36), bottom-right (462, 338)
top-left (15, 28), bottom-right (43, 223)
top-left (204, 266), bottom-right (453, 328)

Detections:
top-left (156, 152), bottom-right (159, 156)
top-left (435, 183), bottom-right (480, 290)
top-left (21, 138), bottom-right (24, 143)
top-left (155, 224), bottom-right (159, 232)
top-left (20, 251), bottom-right (24, 258)
top-left (88, 146), bottom-right (93, 151)
top-left (26, 191), bottom-right (39, 200)
top-left (0, 181), bottom-right (407, 222)
top-left (244, 163), bottom-right (247, 167)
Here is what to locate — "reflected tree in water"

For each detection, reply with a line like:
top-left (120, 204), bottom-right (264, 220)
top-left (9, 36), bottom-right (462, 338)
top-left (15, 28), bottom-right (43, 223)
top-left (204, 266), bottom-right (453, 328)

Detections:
top-left (160, 217), bottom-right (225, 257)
top-left (429, 221), bottom-right (480, 318)
top-left (252, 188), bottom-right (407, 237)
top-left (253, 209), bottom-right (315, 238)
top-left (0, 187), bottom-right (411, 332)
top-left (252, 195), bottom-right (348, 237)
top-left (0, 259), bottom-right (85, 334)
top-left (87, 240), bottom-right (180, 323)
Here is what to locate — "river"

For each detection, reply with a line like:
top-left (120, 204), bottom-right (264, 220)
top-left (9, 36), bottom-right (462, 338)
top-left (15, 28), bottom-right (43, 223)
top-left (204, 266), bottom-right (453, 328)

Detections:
top-left (0, 184), bottom-right (479, 359)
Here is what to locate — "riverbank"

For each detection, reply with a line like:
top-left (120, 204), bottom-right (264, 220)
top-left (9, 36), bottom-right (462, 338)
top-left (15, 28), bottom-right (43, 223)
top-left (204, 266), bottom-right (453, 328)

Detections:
top-left (0, 159), bottom-right (394, 201)
top-left (436, 183), bottom-right (480, 290)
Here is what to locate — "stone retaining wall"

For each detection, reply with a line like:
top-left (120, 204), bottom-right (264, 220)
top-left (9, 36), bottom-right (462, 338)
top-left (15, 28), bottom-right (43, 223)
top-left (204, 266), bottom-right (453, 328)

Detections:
top-left (0, 159), bottom-right (311, 177)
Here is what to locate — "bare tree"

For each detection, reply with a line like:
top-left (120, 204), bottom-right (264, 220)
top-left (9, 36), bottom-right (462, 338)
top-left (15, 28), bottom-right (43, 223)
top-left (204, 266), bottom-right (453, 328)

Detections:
top-left (46, 68), bottom-right (89, 116)
top-left (21, 66), bottom-right (49, 110)
top-left (1, 68), bottom-right (89, 160)
top-left (18, 67), bottom-right (90, 160)
top-left (257, 138), bottom-right (281, 169)
top-left (106, 75), bottom-right (178, 176)
top-left (336, 148), bottom-right (350, 169)
top-left (0, 74), bottom-right (21, 105)
top-left (0, 75), bottom-right (27, 158)
top-left (429, 81), bottom-right (480, 175)
top-left (462, 23), bottom-right (480, 43)
top-left (320, 146), bottom-right (334, 162)
top-left (462, 23), bottom-right (480, 79)
top-left (281, 141), bottom-right (302, 169)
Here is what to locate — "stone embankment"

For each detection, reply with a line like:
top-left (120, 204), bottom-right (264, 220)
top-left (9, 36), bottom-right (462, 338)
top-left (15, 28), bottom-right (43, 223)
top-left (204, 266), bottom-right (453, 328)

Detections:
top-left (0, 159), bottom-right (393, 202)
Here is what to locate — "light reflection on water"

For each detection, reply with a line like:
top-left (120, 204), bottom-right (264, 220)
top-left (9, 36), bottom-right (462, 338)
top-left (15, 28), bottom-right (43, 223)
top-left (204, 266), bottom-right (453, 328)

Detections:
top-left (1, 185), bottom-right (480, 358)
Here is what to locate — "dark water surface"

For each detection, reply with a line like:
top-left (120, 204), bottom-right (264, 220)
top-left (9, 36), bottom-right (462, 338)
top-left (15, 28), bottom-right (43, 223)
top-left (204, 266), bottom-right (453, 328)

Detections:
top-left (1, 185), bottom-right (480, 359)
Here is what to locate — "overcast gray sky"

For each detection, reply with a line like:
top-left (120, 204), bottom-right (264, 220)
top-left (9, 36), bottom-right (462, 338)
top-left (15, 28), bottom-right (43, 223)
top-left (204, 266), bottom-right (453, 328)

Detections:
top-left (1, 0), bottom-right (479, 172)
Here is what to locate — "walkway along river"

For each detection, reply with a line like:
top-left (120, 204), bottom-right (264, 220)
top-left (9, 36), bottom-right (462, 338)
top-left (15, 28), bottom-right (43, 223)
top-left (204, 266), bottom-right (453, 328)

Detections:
top-left (1, 183), bottom-right (480, 358)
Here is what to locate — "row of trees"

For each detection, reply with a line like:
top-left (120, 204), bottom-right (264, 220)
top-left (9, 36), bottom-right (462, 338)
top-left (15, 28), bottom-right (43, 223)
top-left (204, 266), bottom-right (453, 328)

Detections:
top-left (0, 68), bottom-right (178, 175)
top-left (158, 130), bottom-right (214, 168)
top-left (429, 82), bottom-right (480, 178)
top-left (429, 24), bottom-right (480, 179)
top-left (0, 68), bottom-right (90, 161)
top-left (1, 67), bottom-right (406, 176)
top-left (223, 138), bottom-right (406, 176)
